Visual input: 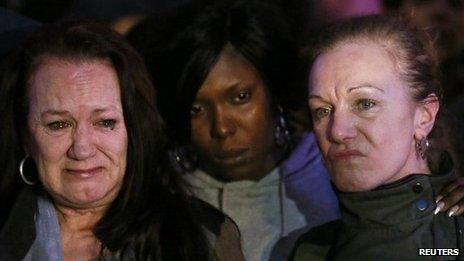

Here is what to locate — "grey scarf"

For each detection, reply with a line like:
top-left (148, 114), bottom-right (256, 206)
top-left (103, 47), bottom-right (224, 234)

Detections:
top-left (23, 193), bottom-right (62, 261)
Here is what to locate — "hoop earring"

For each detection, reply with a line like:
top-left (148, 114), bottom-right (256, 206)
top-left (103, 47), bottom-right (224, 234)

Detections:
top-left (19, 155), bottom-right (36, 185)
top-left (416, 137), bottom-right (430, 159)
top-left (168, 146), bottom-right (197, 173)
top-left (274, 105), bottom-right (290, 147)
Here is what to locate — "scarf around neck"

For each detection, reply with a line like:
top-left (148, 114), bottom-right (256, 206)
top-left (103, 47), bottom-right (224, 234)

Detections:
top-left (24, 193), bottom-right (62, 261)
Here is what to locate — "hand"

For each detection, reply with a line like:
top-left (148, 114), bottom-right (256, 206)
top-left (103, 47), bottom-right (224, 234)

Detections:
top-left (435, 178), bottom-right (464, 217)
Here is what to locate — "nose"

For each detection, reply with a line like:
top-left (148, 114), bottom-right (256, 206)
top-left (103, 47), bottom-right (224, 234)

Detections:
top-left (67, 124), bottom-right (97, 160)
top-left (327, 111), bottom-right (357, 143)
top-left (210, 105), bottom-right (236, 139)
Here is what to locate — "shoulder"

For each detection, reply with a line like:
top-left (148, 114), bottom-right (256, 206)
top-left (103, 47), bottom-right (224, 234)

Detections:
top-left (189, 197), bottom-right (245, 261)
top-left (291, 220), bottom-right (341, 261)
top-left (189, 196), bottom-right (225, 235)
top-left (0, 187), bottom-right (37, 260)
top-left (0, 186), bottom-right (37, 232)
top-left (213, 215), bottom-right (245, 261)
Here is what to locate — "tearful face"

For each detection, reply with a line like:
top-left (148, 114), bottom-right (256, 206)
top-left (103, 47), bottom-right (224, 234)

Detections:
top-left (26, 57), bottom-right (128, 209)
top-left (308, 41), bottom-right (426, 192)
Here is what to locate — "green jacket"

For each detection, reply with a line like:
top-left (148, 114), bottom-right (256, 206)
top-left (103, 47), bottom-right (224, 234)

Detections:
top-left (293, 169), bottom-right (464, 261)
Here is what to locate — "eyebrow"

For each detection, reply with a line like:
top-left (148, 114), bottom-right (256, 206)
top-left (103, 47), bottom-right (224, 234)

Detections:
top-left (308, 84), bottom-right (385, 102)
top-left (195, 82), bottom-right (247, 103)
top-left (93, 106), bottom-right (121, 114)
top-left (347, 84), bottom-right (385, 93)
top-left (41, 110), bottom-right (71, 118)
top-left (226, 83), bottom-right (243, 93)
top-left (41, 106), bottom-right (121, 118)
top-left (308, 94), bottom-right (325, 101)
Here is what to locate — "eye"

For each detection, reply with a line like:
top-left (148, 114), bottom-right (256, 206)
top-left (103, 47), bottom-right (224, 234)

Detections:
top-left (312, 107), bottom-right (332, 119)
top-left (190, 104), bottom-right (205, 117)
top-left (47, 121), bottom-right (71, 131)
top-left (232, 90), bottom-right (251, 104)
top-left (96, 119), bottom-right (117, 130)
top-left (355, 99), bottom-right (376, 111)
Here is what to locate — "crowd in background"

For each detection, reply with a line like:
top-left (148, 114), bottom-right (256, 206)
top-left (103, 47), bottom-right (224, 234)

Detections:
top-left (2, 0), bottom-right (464, 103)
top-left (5, 0), bottom-right (455, 176)
top-left (6, 0), bottom-right (455, 172)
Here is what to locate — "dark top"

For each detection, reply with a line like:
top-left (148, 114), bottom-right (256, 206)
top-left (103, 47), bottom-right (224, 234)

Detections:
top-left (0, 187), bottom-right (244, 260)
top-left (292, 167), bottom-right (464, 261)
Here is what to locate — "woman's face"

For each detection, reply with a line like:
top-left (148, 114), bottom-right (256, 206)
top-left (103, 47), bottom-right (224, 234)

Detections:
top-left (308, 41), bottom-right (435, 192)
top-left (26, 57), bottom-right (128, 209)
top-left (190, 46), bottom-right (276, 181)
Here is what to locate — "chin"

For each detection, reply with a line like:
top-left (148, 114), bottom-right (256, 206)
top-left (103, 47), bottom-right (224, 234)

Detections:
top-left (65, 184), bottom-right (118, 208)
top-left (216, 168), bottom-right (249, 181)
top-left (210, 164), bottom-right (256, 181)
top-left (332, 174), bottom-right (380, 193)
top-left (335, 182), bottom-right (372, 193)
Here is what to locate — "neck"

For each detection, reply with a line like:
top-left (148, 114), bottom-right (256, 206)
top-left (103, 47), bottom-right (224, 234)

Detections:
top-left (54, 203), bottom-right (107, 260)
top-left (418, 160), bottom-right (432, 174)
top-left (385, 153), bottom-right (432, 186)
top-left (55, 203), bottom-right (106, 232)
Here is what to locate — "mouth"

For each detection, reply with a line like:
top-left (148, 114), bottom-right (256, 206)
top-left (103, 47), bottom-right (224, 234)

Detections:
top-left (329, 149), bottom-right (365, 161)
top-left (65, 167), bottom-right (104, 178)
top-left (213, 148), bottom-right (249, 162)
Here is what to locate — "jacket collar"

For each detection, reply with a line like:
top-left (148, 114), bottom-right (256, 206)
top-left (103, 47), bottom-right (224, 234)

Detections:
top-left (337, 169), bottom-right (455, 227)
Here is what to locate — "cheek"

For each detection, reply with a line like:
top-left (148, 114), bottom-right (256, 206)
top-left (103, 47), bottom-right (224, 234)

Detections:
top-left (365, 109), bottom-right (415, 152)
top-left (106, 128), bottom-right (128, 157)
top-left (240, 103), bottom-right (274, 140)
top-left (312, 121), bottom-right (330, 155)
top-left (28, 132), bottom-right (71, 191)
top-left (191, 117), bottom-right (223, 162)
top-left (97, 128), bottom-right (129, 175)
top-left (31, 131), bottom-right (71, 171)
top-left (191, 119), bottom-right (211, 151)
top-left (359, 110), bottom-right (416, 181)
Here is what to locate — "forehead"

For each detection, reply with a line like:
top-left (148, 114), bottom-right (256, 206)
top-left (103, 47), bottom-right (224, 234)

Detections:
top-left (28, 57), bottom-right (122, 111)
top-left (196, 46), bottom-right (264, 97)
top-left (309, 40), bottom-right (403, 95)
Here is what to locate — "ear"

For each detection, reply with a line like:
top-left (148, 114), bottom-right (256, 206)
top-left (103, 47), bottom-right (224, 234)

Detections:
top-left (414, 93), bottom-right (439, 140)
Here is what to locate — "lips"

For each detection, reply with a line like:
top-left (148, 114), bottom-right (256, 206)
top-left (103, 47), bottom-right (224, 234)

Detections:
top-left (329, 149), bottom-right (365, 161)
top-left (65, 166), bottom-right (104, 178)
top-left (214, 148), bottom-right (249, 160)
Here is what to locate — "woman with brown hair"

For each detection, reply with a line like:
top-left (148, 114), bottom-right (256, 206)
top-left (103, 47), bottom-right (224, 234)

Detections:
top-left (0, 22), bottom-right (243, 260)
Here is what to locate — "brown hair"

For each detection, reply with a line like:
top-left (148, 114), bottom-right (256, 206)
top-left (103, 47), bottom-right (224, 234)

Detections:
top-left (302, 15), bottom-right (442, 103)
top-left (0, 22), bottom-right (213, 260)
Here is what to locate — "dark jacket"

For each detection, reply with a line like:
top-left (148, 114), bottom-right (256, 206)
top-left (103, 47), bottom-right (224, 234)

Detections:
top-left (292, 168), bottom-right (464, 261)
top-left (0, 187), bottom-right (244, 260)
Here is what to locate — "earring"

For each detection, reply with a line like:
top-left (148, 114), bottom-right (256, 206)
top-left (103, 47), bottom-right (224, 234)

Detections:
top-left (168, 146), bottom-right (197, 173)
top-left (274, 105), bottom-right (290, 147)
top-left (416, 137), bottom-right (430, 159)
top-left (19, 155), bottom-right (36, 185)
